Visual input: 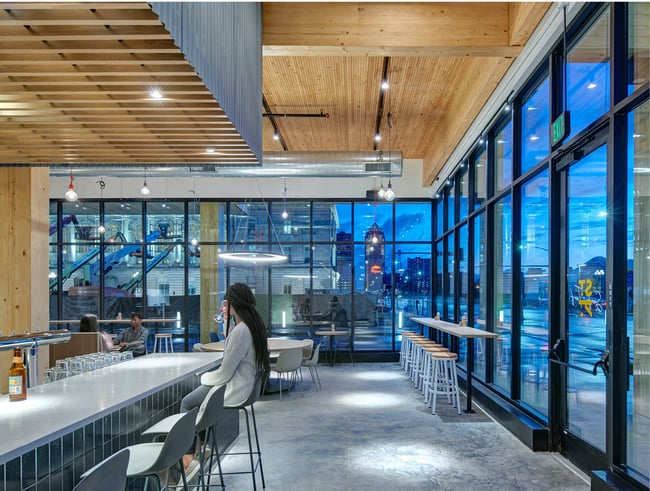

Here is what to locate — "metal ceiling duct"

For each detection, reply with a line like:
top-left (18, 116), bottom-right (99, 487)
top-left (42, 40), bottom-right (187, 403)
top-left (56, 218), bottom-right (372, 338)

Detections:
top-left (47, 151), bottom-right (403, 178)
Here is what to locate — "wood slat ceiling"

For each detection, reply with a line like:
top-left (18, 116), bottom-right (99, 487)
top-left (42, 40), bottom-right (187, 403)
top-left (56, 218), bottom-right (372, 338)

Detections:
top-left (0, 2), bottom-right (551, 185)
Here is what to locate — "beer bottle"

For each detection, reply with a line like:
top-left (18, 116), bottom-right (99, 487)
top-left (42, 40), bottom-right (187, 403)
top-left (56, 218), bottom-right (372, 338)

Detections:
top-left (8, 347), bottom-right (27, 401)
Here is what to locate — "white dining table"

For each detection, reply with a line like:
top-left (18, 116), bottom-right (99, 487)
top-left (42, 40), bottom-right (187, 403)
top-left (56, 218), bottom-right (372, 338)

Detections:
top-left (202, 337), bottom-right (312, 358)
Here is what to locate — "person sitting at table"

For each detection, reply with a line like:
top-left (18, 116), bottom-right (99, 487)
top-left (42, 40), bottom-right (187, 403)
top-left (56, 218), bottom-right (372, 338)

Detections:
top-left (79, 313), bottom-right (114, 352)
top-left (178, 282), bottom-right (271, 471)
top-left (115, 313), bottom-right (148, 357)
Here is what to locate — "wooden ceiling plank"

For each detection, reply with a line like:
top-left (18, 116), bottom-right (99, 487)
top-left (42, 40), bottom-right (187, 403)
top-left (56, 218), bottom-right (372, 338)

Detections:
top-left (263, 2), bottom-right (511, 49)
top-left (263, 45), bottom-right (523, 58)
top-left (509, 2), bottom-right (552, 47)
top-left (0, 39), bottom-right (180, 52)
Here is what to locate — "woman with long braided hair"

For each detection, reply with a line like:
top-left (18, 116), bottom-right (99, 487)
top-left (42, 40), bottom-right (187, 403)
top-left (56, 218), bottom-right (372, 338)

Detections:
top-left (182, 282), bottom-right (270, 410)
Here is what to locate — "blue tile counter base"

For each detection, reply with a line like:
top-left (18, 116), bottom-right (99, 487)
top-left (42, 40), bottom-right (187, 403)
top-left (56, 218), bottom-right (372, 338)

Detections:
top-left (0, 353), bottom-right (228, 491)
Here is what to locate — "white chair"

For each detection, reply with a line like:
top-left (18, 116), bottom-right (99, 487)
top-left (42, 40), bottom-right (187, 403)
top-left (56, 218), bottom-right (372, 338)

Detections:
top-left (142, 386), bottom-right (227, 490)
top-left (153, 333), bottom-right (174, 352)
top-left (124, 407), bottom-right (198, 490)
top-left (301, 342), bottom-right (322, 390)
top-left (272, 347), bottom-right (304, 400)
top-left (74, 448), bottom-right (130, 491)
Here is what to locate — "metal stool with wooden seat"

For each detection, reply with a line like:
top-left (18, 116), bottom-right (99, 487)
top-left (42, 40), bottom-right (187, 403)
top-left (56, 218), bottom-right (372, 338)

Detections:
top-left (153, 333), bottom-right (174, 353)
top-left (428, 351), bottom-right (461, 415)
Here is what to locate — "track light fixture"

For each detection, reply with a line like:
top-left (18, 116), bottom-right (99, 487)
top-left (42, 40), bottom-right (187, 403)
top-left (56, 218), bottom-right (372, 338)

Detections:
top-left (64, 171), bottom-right (78, 202)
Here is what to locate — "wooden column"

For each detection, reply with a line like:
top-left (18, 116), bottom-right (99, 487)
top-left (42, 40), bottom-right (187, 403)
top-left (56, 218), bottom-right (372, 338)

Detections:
top-left (0, 167), bottom-right (50, 393)
top-left (199, 202), bottom-right (223, 342)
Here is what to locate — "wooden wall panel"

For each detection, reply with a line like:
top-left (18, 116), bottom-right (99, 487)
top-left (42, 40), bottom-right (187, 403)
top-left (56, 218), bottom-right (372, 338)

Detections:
top-left (0, 167), bottom-right (50, 393)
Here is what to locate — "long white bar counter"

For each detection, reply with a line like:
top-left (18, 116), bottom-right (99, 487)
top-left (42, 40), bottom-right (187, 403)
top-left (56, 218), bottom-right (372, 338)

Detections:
top-left (0, 352), bottom-right (226, 490)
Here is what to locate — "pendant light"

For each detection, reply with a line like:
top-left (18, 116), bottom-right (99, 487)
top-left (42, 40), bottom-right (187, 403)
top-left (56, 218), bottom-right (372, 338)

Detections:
top-left (384, 110), bottom-right (396, 201)
top-left (219, 178), bottom-right (288, 265)
top-left (97, 179), bottom-right (106, 234)
top-left (281, 179), bottom-right (289, 220)
top-left (64, 171), bottom-right (78, 202)
top-left (140, 167), bottom-right (150, 195)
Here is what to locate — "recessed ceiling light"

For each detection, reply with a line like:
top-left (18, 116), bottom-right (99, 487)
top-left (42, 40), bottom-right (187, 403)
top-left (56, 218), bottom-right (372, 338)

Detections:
top-left (374, 133), bottom-right (381, 142)
top-left (150, 89), bottom-right (163, 99)
top-left (206, 147), bottom-right (215, 153)
top-left (587, 82), bottom-right (597, 89)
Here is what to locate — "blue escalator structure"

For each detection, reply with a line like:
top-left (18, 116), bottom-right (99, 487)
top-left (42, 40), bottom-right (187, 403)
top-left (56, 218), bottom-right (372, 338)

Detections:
top-left (49, 228), bottom-right (173, 292)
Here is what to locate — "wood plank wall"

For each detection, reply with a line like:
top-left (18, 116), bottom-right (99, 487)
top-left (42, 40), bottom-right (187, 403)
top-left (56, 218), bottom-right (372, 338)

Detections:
top-left (0, 167), bottom-right (50, 393)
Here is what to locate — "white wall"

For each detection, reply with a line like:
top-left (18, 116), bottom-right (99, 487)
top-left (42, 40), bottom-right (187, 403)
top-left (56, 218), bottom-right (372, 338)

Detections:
top-left (49, 159), bottom-right (432, 201)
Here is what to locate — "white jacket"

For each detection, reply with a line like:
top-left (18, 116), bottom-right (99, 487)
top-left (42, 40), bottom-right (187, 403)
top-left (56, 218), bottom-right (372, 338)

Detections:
top-left (200, 321), bottom-right (256, 407)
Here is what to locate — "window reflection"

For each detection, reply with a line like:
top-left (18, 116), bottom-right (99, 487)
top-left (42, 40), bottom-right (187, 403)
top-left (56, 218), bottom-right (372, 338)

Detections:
top-left (495, 119), bottom-right (513, 193)
top-left (493, 194), bottom-right (512, 393)
top-left (567, 7), bottom-right (610, 140)
top-left (521, 77), bottom-right (550, 174)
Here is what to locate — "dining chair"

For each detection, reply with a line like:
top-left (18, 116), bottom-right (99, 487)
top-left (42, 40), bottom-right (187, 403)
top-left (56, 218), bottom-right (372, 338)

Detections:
top-left (74, 448), bottom-right (130, 491)
top-left (124, 407), bottom-right (198, 490)
top-left (142, 385), bottom-right (227, 490)
top-left (301, 342), bottom-right (322, 390)
top-left (333, 330), bottom-right (355, 366)
top-left (272, 347), bottom-right (304, 400)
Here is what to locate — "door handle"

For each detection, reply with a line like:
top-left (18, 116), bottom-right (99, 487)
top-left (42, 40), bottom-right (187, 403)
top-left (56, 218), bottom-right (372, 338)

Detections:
top-left (592, 348), bottom-right (609, 377)
top-left (548, 338), bottom-right (565, 362)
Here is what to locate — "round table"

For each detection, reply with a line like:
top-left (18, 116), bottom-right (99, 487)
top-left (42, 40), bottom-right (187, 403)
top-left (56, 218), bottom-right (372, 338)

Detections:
top-left (202, 338), bottom-right (312, 357)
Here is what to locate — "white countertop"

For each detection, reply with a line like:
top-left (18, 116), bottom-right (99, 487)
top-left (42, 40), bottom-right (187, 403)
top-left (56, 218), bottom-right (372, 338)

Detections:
top-left (411, 317), bottom-right (499, 338)
top-left (0, 352), bottom-right (222, 464)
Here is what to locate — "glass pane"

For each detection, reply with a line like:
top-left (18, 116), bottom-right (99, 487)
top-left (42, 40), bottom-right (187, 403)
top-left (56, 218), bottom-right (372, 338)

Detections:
top-left (396, 243), bottom-right (432, 345)
top-left (567, 7), bottom-right (611, 140)
top-left (229, 201), bottom-right (268, 244)
top-left (61, 201), bottom-right (100, 244)
top-left (473, 212), bottom-right (487, 381)
top-left (354, 202), bottom-right (393, 242)
top-left (627, 101), bottom-right (649, 478)
top-left (474, 148), bottom-right (487, 209)
top-left (435, 198), bottom-right (444, 238)
top-left (458, 224), bottom-right (469, 322)
top-left (521, 77), bottom-right (550, 174)
top-left (313, 202), bottom-right (351, 241)
top-left (435, 240), bottom-right (443, 318)
top-left (627, 3), bottom-right (649, 95)
top-left (445, 231), bottom-right (455, 321)
top-left (520, 171), bottom-right (550, 415)
top-left (272, 244), bottom-right (314, 338)
top-left (356, 241), bottom-right (392, 351)
top-left (493, 194), bottom-right (512, 393)
top-left (566, 144), bottom-right (607, 451)
top-left (395, 202), bottom-right (431, 242)
top-left (459, 166), bottom-right (469, 221)
top-left (447, 179), bottom-right (455, 227)
top-left (272, 201), bottom-right (311, 243)
top-left (495, 119), bottom-right (513, 193)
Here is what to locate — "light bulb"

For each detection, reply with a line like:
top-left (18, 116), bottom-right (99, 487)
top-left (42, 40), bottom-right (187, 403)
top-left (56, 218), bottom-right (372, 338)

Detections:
top-left (371, 235), bottom-right (378, 244)
top-left (377, 186), bottom-right (386, 199)
top-left (374, 133), bottom-right (381, 142)
top-left (140, 181), bottom-right (150, 195)
top-left (98, 224), bottom-right (106, 234)
top-left (385, 183), bottom-right (395, 201)
top-left (64, 185), bottom-right (77, 202)
top-left (281, 210), bottom-right (289, 220)
top-left (190, 238), bottom-right (198, 246)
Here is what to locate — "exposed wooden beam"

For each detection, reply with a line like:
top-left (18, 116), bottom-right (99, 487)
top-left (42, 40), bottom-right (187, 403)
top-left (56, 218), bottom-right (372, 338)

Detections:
top-left (263, 2), bottom-right (521, 57)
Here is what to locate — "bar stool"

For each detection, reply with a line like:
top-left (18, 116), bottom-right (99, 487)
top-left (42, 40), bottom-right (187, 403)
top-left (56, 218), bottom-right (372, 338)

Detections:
top-left (420, 346), bottom-right (448, 402)
top-left (153, 333), bottom-right (174, 353)
top-left (412, 340), bottom-right (442, 388)
top-left (428, 352), bottom-right (461, 415)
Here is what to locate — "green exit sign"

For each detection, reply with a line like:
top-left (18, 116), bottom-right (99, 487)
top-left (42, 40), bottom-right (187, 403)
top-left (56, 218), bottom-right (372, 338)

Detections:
top-left (551, 111), bottom-right (570, 146)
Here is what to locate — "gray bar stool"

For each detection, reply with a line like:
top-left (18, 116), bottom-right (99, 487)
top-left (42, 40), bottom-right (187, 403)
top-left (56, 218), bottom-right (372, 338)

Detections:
top-left (222, 372), bottom-right (266, 490)
top-left (143, 385), bottom-right (227, 490)
top-left (125, 407), bottom-right (198, 490)
top-left (74, 448), bottom-right (130, 491)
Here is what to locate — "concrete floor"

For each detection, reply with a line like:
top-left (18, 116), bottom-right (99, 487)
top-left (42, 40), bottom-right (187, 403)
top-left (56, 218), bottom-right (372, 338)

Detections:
top-left (208, 362), bottom-right (590, 491)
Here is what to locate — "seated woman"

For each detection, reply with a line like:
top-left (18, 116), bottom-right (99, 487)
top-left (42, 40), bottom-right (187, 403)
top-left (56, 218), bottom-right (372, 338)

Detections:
top-left (79, 314), bottom-right (114, 352)
top-left (179, 282), bottom-right (270, 471)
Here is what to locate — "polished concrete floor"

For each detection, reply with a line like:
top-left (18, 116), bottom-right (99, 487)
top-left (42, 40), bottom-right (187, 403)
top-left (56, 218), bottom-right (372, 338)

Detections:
top-left (210, 362), bottom-right (591, 491)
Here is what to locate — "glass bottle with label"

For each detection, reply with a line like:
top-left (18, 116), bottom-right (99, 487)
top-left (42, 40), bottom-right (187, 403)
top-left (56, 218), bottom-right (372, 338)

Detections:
top-left (8, 347), bottom-right (27, 401)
